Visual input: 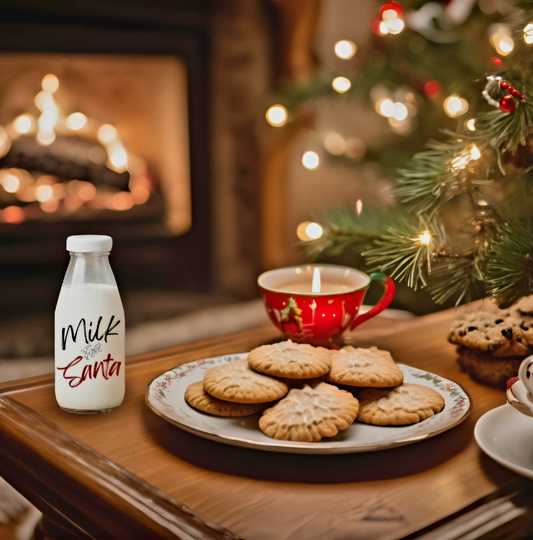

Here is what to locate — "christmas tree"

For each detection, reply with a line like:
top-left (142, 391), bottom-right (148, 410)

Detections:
top-left (268, 0), bottom-right (533, 309)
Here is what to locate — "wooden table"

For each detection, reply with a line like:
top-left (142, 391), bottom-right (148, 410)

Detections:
top-left (0, 306), bottom-right (531, 540)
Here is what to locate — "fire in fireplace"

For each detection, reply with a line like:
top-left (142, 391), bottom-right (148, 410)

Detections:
top-left (0, 54), bottom-right (191, 234)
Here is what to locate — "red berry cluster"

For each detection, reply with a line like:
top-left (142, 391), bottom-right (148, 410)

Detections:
top-left (499, 81), bottom-right (526, 113)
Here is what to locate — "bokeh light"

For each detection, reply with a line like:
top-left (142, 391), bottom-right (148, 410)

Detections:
top-left (332, 77), bottom-right (351, 93)
top-left (334, 40), bottom-right (357, 59)
top-left (2, 174), bottom-right (20, 193)
top-left (97, 124), bottom-right (118, 144)
top-left (302, 151), bottom-right (320, 170)
top-left (525, 23), bottom-right (533, 44)
top-left (265, 105), bottom-right (288, 127)
top-left (66, 113), bottom-right (87, 131)
top-left (444, 95), bottom-right (469, 117)
top-left (41, 74), bottom-right (59, 94)
top-left (324, 132), bottom-right (346, 155)
top-left (13, 114), bottom-right (33, 134)
top-left (3, 206), bottom-right (25, 224)
top-left (297, 221), bottom-right (323, 241)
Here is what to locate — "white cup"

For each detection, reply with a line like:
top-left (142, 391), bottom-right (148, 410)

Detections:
top-left (518, 355), bottom-right (533, 401)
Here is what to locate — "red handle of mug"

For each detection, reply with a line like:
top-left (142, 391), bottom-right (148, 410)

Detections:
top-left (350, 272), bottom-right (395, 331)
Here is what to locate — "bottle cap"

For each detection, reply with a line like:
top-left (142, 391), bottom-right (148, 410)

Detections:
top-left (66, 235), bottom-right (113, 253)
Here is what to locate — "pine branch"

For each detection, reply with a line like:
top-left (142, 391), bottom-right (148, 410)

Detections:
top-left (302, 206), bottom-right (402, 258)
top-left (474, 100), bottom-right (533, 156)
top-left (427, 256), bottom-right (484, 306)
top-left (363, 217), bottom-right (449, 290)
top-left (485, 220), bottom-right (533, 308)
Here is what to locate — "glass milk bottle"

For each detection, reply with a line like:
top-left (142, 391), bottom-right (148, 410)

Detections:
top-left (55, 235), bottom-right (125, 413)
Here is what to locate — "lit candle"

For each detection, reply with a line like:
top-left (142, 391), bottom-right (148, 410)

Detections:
top-left (312, 267), bottom-right (321, 293)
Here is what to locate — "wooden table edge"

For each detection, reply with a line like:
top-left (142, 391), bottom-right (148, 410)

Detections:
top-left (0, 306), bottom-right (489, 540)
top-left (0, 328), bottom-right (288, 540)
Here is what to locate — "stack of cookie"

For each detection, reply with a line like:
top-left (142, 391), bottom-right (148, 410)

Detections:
top-left (185, 340), bottom-right (445, 442)
top-left (448, 301), bottom-right (533, 389)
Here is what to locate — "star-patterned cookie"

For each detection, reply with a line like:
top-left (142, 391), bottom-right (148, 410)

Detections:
top-left (247, 340), bottom-right (332, 379)
top-left (203, 359), bottom-right (289, 403)
top-left (326, 346), bottom-right (404, 387)
top-left (185, 381), bottom-right (265, 416)
top-left (357, 383), bottom-right (445, 426)
top-left (259, 382), bottom-right (359, 442)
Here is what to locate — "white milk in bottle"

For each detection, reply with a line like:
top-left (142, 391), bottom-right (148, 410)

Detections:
top-left (55, 235), bottom-right (125, 413)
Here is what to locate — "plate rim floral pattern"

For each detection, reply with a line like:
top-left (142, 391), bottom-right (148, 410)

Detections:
top-left (145, 353), bottom-right (472, 454)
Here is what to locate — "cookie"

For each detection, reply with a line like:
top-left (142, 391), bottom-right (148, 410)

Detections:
top-left (203, 359), bottom-right (289, 403)
top-left (514, 295), bottom-right (533, 317)
top-left (258, 382), bottom-right (359, 442)
top-left (448, 310), bottom-right (532, 356)
top-left (185, 381), bottom-right (265, 416)
top-left (326, 346), bottom-right (403, 387)
top-left (247, 340), bottom-right (331, 379)
top-left (457, 346), bottom-right (522, 389)
top-left (357, 383), bottom-right (445, 426)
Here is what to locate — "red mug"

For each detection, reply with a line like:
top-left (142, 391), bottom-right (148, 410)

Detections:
top-left (257, 264), bottom-right (395, 347)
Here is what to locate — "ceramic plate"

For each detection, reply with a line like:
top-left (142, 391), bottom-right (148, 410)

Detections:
top-left (146, 354), bottom-right (472, 454)
top-left (475, 404), bottom-right (533, 480)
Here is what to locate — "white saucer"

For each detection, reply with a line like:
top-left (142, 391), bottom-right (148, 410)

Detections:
top-left (475, 404), bottom-right (533, 480)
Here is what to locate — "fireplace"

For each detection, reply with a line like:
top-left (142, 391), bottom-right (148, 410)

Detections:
top-left (0, 1), bottom-right (213, 319)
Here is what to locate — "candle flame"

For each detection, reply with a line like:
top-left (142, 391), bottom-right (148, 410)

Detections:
top-left (312, 267), bottom-right (321, 293)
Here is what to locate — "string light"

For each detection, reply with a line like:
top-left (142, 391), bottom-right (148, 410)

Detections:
top-left (13, 114), bottom-right (33, 134)
top-left (392, 102), bottom-right (408, 121)
top-left (470, 145), bottom-right (481, 160)
top-left (377, 98), bottom-right (395, 117)
top-left (444, 95), bottom-right (469, 117)
top-left (332, 77), bottom-right (351, 93)
top-left (266, 105), bottom-right (288, 127)
top-left (297, 221), bottom-right (323, 241)
top-left (466, 119), bottom-right (476, 131)
top-left (334, 40), bottom-right (357, 59)
top-left (378, 4), bottom-right (405, 35)
top-left (490, 25), bottom-right (514, 55)
top-left (387, 18), bottom-right (405, 34)
top-left (525, 23), bottom-right (533, 44)
top-left (41, 74), bottom-right (59, 94)
top-left (66, 113), bottom-right (87, 131)
top-left (379, 21), bottom-right (389, 35)
top-left (356, 199), bottom-right (363, 215)
top-left (450, 154), bottom-right (470, 171)
top-left (302, 151), bottom-right (319, 170)
top-left (418, 231), bottom-right (431, 245)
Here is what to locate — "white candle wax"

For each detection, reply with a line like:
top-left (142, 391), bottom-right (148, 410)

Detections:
top-left (274, 280), bottom-right (352, 294)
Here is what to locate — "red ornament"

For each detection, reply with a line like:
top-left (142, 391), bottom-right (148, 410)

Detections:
top-left (500, 96), bottom-right (516, 113)
top-left (380, 1), bottom-right (404, 16)
top-left (500, 81), bottom-right (509, 89)
top-left (491, 57), bottom-right (502, 66)
top-left (424, 80), bottom-right (442, 98)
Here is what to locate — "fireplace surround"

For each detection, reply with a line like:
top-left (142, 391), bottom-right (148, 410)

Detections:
top-left (0, 0), bottom-right (214, 318)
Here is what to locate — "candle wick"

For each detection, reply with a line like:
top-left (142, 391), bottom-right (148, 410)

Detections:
top-left (312, 267), bottom-right (321, 293)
